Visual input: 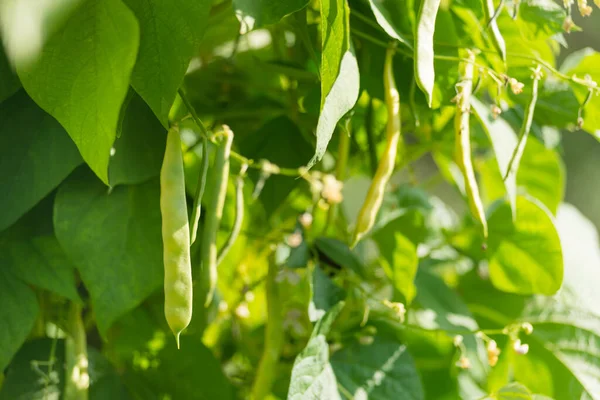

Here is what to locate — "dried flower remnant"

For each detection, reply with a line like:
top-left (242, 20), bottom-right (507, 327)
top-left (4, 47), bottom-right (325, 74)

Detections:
top-left (383, 300), bottom-right (406, 322)
top-left (491, 104), bottom-right (502, 119)
top-left (458, 356), bottom-right (471, 369)
top-left (578, 0), bottom-right (593, 15)
top-left (509, 78), bottom-right (524, 95)
top-left (487, 340), bottom-right (501, 367)
top-left (563, 16), bottom-right (575, 32)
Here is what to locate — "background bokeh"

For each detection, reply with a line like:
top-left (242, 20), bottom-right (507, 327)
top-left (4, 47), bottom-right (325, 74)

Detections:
top-left (562, 13), bottom-right (600, 229)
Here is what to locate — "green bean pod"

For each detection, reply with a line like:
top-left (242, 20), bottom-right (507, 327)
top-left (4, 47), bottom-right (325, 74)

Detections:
top-left (484, 0), bottom-right (506, 62)
top-left (351, 46), bottom-right (401, 248)
top-left (190, 137), bottom-right (209, 244)
top-left (161, 127), bottom-right (193, 348)
top-left (200, 126), bottom-right (233, 307)
top-left (217, 166), bottom-right (246, 265)
top-left (455, 51), bottom-right (488, 239)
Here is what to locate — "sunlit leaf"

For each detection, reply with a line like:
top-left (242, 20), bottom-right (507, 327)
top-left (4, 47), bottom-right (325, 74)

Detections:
top-left (487, 196), bottom-right (563, 295)
top-left (309, 0), bottom-right (359, 167)
top-left (17, 0), bottom-right (139, 184)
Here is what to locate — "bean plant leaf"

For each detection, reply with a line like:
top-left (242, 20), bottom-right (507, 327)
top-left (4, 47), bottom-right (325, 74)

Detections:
top-left (309, 266), bottom-right (346, 322)
top-left (368, 0), bottom-right (413, 47)
top-left (559, 48), bottom-right (600, 137)
top-left (0, 47), bottom-right (20, 104)
top-left (109, 91), bottom-right (167, 187)
top-left (4, 235), bottom-right (80, 302)
top-left (374, 232), bottom-right (418, 304)
top-left (412, 270), bottom-right (488, 380)
top-left (0, 339), bottom-right (66, 399)
top-left (0, 90), bottom-right (82, 232)
top-left (0, 0), bottom-right (85, 68)
top-left (415, 0), bottom-right (441, 107)
top-left (122, 0), bottom-right (211, 127)
top-left (482, 382), bottom-right (553, 400)
top-left (54, 169), bottom-right (163, 336)
top-left (309, 0), bottom-right (359, 167)
top-left (17, 0), bottom-right (139, 185)
top-left (233, 0), bottom-right (309, 33)
top-left (481, 136), bottom-right (564, 215)
top-left (314, 237), bottom-right (369, 279)
top-left (0, 339), bottom-right (130, 399)
top-left (487, 196), bottom-right (563, 295)
top-left (330, 336), bottom-right (425, 400)
top-left (497, 204), bottom-right (600, 399)
top-left (471, 97), bottom-right (518, 215)
top-left (131, 335), bottom-right (236, 399)
top-left (0, 267), bottom-right (39, 372)
top-left (288, 302), bottom-right (345, 400)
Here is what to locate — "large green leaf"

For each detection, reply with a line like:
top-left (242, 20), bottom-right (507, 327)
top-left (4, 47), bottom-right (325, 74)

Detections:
top-left (482, 382), bottom-right (553, 400)
top-left (130, 335), bottom-right (235, 399)
top-left (314, 237), bottom-right (369, 279)
top-left (310, 266), bottom-right (346, 322)
top-left (0, 46), bottom-right (20, 103)
top-left (412, 270), bottom-right (488, 381)
top-left (330, 336), bottom-right (424, 399)
top-left (415, 0), bottom-right (441, 107)
top-left (233, 0), bottom-right (309, 33)
top-left (559, 48), bottom-right (600, 137)
top-left (0, 267), bottom-right (39, 372)
top-left (488, 204), bottom-right (600, 399)
top-left (17, 0), bottom-right (139, 184)
top-left (54, 168), bottom-right (162, 336)
top-left (487, 196), bottom-right (563, 295)
top-left (309, 0), bottom-right (359, 167)
top-left (0, 339), bottom-right (130, 399)
top-left (368, 0), bottom-right (413, 47)
top-left (3, 235), bottom-right (80, 301)
top-left (288, 302), bottom-right (345, 400)
top-left (0, 90), bottom-right (82, 232)
top-left (481, 136), bottom-right (564, 215)
top-left (0, 0), bottom-right (85, 68)
top-left (109, 91), bottom-right (166, 187)
top-left (122, 0), bottom-right (211, 127)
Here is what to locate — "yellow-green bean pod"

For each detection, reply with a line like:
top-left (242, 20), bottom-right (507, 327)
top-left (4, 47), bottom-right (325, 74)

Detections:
top-left (161, 127), bottom-right (193, 348)
top-left (350, 46), bottom-right (401, 248)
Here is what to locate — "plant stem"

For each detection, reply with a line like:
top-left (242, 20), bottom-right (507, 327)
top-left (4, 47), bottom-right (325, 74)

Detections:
top-left (250, 255), bottom-right (284, 400)
top-left (64, 302), bottom-right (88, 400)
top-left (326, 127), bottom-right (351, 233)
top-left (178, 88), bottom-right (313, 178)
top-left (350, 27), bottom-right (598, 92)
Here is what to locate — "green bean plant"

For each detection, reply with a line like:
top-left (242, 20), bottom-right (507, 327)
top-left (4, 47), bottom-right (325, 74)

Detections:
top-left (1, 0), bottom-right (600, 398)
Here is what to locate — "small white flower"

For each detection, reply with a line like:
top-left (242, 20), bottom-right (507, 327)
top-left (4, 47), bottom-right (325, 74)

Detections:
top-left (235, 303), bottom-right (250, 319)
top-left (509, 78), bottom-right (524, 95)
top-left (286, 232), bottom-right (303, 248)
top-left (321, 174), bottom-right (344, 204)
top-left (453, 335), bottom-right (464, 347)
top-left (299, 212), bottom-right (313, 228)
top-left (513, 339), bottom-right (529, 355)
top-left (521, 322), bottom-right (534, 335)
